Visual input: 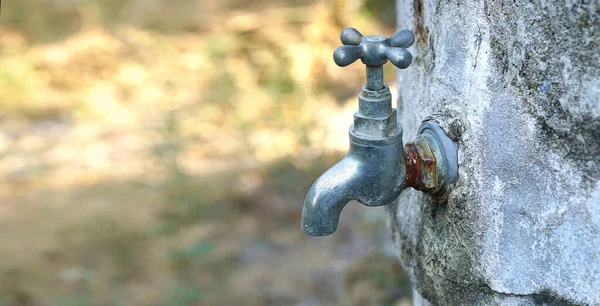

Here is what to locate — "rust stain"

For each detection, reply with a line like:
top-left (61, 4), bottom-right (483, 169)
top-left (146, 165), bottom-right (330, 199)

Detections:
top-left (413, 0), bottom-right (427, 46)
top-left (404, 138), bottom-right (438, 192)
top-left (415, 140), bottom-right (437, 190)
top-left (404, 142), bottom-right (422, 188)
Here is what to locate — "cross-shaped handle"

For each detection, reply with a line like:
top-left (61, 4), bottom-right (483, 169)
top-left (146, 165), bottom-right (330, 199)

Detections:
top-left (333, 27), bottom-right (415, 69)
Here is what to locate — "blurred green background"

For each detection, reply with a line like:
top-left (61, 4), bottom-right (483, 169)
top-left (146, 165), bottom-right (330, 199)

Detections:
top-left (0, 1), bottom-right (411, 305)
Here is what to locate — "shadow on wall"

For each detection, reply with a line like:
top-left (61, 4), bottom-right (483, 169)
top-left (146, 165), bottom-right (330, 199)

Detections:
top-left (0, 0), bottom-right (412, 305)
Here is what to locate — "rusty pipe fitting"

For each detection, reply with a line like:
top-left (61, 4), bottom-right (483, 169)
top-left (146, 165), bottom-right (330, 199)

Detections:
top-left (405, 121), bottom-right (458, 197)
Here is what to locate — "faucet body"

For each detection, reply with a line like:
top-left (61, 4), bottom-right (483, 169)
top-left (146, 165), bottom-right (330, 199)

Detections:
top-left (302, 124), bottom-right (406, 236)
top-left (301, 27), bottom-right (458, 236)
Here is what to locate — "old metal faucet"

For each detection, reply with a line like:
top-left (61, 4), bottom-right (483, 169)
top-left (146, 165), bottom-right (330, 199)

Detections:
top-left (301, 27), bottom-right (458, 236)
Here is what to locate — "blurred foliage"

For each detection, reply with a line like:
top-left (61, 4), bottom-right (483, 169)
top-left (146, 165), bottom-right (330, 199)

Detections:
top-left (0, 0), bottom-right (410, 305)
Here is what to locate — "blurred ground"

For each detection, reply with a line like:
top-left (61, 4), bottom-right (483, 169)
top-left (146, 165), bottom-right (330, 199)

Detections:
top-left (0, 1), bottom-right (412, 305)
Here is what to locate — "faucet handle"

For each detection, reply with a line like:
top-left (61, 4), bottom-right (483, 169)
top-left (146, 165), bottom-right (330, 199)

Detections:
top-left (333, 27), bottom-right (415, 69)
top-left (340, 27), bottom-right (363, 46)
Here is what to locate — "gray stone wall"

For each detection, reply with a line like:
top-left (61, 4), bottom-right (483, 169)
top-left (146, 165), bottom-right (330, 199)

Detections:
top-left (391, 0), bottom-right (600, 305)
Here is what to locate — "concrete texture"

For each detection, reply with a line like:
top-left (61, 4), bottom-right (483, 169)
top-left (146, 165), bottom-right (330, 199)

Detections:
top-left (390, 0), bottom-right (600, 305)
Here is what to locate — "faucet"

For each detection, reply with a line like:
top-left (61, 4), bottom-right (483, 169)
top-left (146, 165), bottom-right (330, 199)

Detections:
top-left (301, 27), bottom-right (459, 236)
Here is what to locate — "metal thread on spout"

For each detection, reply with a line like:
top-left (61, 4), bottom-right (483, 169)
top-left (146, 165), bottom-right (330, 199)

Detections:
top-left (366, 66), bottom-right (384, 91)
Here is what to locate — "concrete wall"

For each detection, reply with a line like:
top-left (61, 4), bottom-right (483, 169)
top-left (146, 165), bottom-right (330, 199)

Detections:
top-left (391, 1), bottom-right (600, 305)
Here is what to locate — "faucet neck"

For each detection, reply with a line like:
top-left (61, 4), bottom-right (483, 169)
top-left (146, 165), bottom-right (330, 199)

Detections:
top-left (353, 84), bottom-right (397, 139)
top-left (365, 65), bottom-right (384, 91)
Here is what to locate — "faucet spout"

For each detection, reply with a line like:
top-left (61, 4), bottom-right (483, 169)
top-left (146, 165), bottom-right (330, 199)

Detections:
top-left (301, 154), bottom-right (361, 236)
top-left (301, 130), bottom-right (406, 236)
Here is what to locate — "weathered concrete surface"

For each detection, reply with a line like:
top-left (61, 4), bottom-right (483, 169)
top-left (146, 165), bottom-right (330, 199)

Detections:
top-left (390, 0), bottom-right (600, 305)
